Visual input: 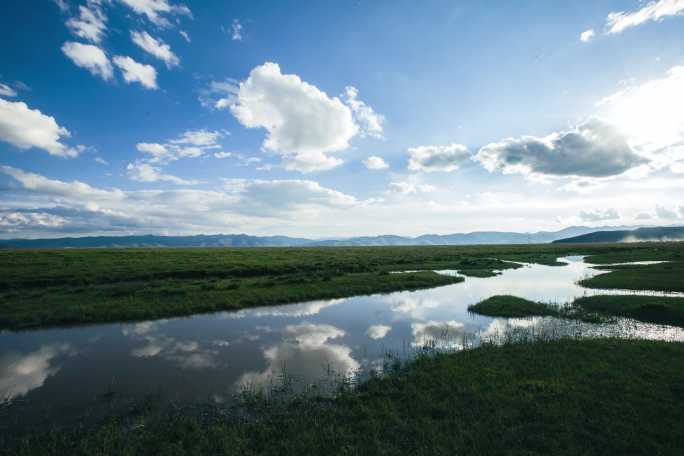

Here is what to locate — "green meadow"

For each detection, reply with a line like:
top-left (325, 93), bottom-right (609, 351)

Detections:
top-left (2, 241), bottom-right (684, 455)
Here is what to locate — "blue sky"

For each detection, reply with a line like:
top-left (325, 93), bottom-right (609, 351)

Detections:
top-left (1, 0), bottom-right (684, 238)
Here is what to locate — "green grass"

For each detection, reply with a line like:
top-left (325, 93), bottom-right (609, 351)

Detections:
top-left (468, 295), bottom-right (560, 317)
top-left (2, 242), bottom-right (683, 330)
top-left (0, 271), bottom-right (462, 330)
top-left (8, 339), bottom-right (684, 455)
top-left (573, 295), bottom-right (684, 327)
top-left (580, 261), bottom-right (684, 292)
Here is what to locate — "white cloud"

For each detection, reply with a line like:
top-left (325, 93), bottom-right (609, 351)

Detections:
top-left (222, 178), bottom-right (356, 216)
top-left (131, 31), bottom-right (179, 68)
top-left (366, 324), bottom-right (391, 340)
top-left (118, 0), bottom-right (192, 27)
top-left (0, 344), bottom-right (73, 402)
top-left (0, 98), bottom-right (82, 158)
top-left (94, 157), bottom-right (109, 165)
top-left (231, 19), bottom-right (243, 41)
top-left (606, 0), bottom-right (684, 34)
top-left (179, 30), bottom-right (190, 42)
top-left (656, 204), bottom-right (680, 219)
top-left (236, 323), bottom-right (359, 392)
top-left (66, 3), bottom-right (107, 43)
top-left (113, 56), bottom-right (158, 89)
top-left (387, 181), bottom-right (435, 195)
top-left (0, 166), bottom-right (361, 236)
top-left (0, 212), bottom-right (68, 228)
top-left (213, 151), bottom-right (232, 159)
top-left (343, 86), bottom-right (384, 138)
top-left (0, 83), bottom-right (17, 98)
top-left (136, 129), bottom-right (224, 164)
top-left (408, 144), bottom-right (470, 173)
top-left (579, 208), bottom-right (620, 222)
top-left (62, 41), bottom-right (113, 80)
top-left (363, 156), bottom-right (389, 170)
top-left (52, 0), bottom-right (69, 12)
top-left (580, 29), bottom-right (595, 42)
top-left (126, 161), bottom-right (198, 185)
top-left (475, 119), bottom-right (646, 178)
top-left (229, 62), bottom-right (358, 172)
top-left (411, 320), bottom-right (464, 347)
top-left (198, 78), bottom-right (239, 109)
top-left (635, 212), bottom-right (653, 220)
top-left (597, 66), bottom-right (684, 153)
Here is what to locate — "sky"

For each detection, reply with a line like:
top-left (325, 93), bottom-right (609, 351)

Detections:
top-left (1, 0), bottom-right (684, 239)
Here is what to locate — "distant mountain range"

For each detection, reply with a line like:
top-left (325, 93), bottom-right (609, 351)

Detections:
top-left (553, 226), bottom-right (684, 244)
top-left (0, 225), bottom-right (647, 249)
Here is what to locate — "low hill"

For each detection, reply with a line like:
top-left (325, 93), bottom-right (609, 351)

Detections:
top-left (0, 225), bottom-right (639, 249)
top-left (553, 226), bottom-right (684, 244)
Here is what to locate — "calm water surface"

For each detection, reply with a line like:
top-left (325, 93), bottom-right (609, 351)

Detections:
top-left (1, 256), bottom-right (683, 429)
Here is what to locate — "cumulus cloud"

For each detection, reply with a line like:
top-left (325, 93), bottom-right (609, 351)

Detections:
top-left (580, 29), bottom-right (595, 42)
top-left (124, 322), bottom-right (219, 370)
top-left (118, 0), bottom-right (192, 27)
top-left (136, 129), bottom-right (224, 164)
top-left (126, 130), bottom-right (225, 184)
top-left (66, 2), bottom-right (107, 43)
top-left (0, 83), bottom-right (17, 97)
top-left (408, 144), bottom-right (470, 173)
top-left (228, 62), bottom-right (360, 172)
top-left (179, 30), bottom-right (190, 42)
top-left (366, 324), bottom-right (391, 340)
top-left (236, 323), bottom-right (359, 392)
top-left (605, 0), bottom-right (684, 34)
top-left (0, 166), bottom-right (359, 236)
top-left (343, 86), bottom-right (384, 138)
top-left (0, 98), bottom-right (83, 157)
top-left (411, 320), bottom-right (464, 347)
top-left (131, 31), bottom-right (179, 68)
top-left (126, 161), bottom-right (199, 185)
top-left (113, 56), bottom-right (158, 89)
top-left (62, 41), bottom-right (113, 80)
top-left (231, 19), bottom-right (243, 41)
top-left (635, 212), bottom-right (653, 220)
top-left (0, 344), bottom-right (73, 402)
top-left (579, 208), bottom-right (620, 222)
top-left (363, 156), bottom-right (389, 170)
top-left (474, 119), bottom-right (647, 178)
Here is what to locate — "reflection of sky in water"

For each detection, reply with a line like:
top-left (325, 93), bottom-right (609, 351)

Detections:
top-left (1, 256), bottom-right (683, 429)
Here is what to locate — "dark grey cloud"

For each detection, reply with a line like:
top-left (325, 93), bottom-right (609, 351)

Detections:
top-left (475, 119), bottom-right (647, 178)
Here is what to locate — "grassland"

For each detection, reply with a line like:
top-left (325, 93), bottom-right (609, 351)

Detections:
top-left (8, 338), bottom-right (684, 455)
top-left (573, 295), bottom-right (684, 327)
top-left (468, 295), bottom-right (560, 317)
top-left (1, 242), bottom-right (683, 330)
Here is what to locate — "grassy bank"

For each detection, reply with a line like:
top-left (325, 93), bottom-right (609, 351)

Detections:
top-left (580, 261), bottom-right (684, 292)
top-left (470, 294), bottom-right (684, 328)
top-left (468, 295), bottom-right (559, 317)
top-left (574, 295), bottom-right (684, 327)
top-left (0, 271), bottom-right (462, 330)
top-left (1, 242), bottom-right (683, 330)
top-left (7, 338), bottom-right (684, 455)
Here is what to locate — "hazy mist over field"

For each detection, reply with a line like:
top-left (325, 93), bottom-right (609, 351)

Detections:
top-left (2, 1), bottom-right (684, 239)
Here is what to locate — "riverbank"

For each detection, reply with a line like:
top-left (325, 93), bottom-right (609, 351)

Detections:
top-left (2, 242), bottom-right (682, 330)
top-left (7, 338), bottom-right (684, 455)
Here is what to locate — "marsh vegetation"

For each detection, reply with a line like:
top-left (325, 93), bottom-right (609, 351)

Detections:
top-left (1, 242), bottom-right (684, 455)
